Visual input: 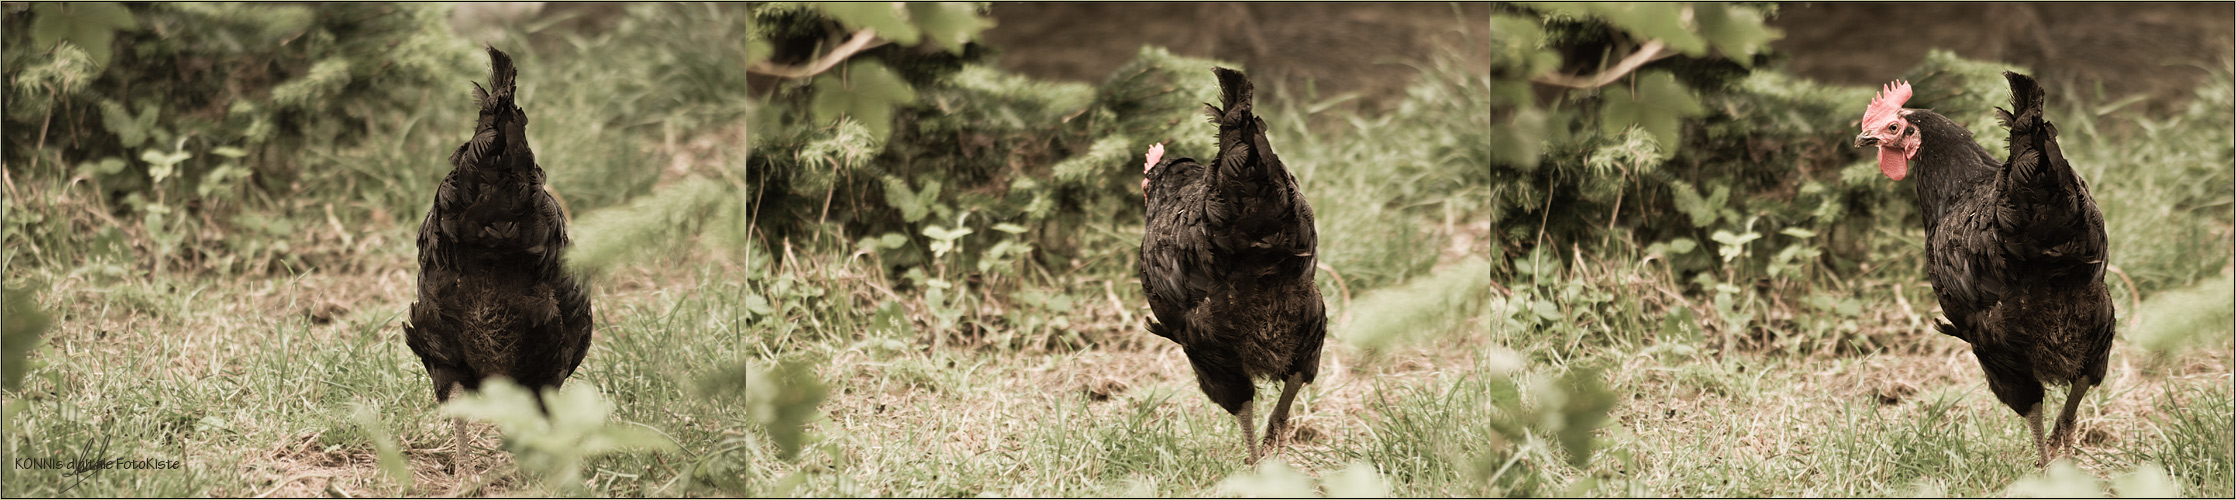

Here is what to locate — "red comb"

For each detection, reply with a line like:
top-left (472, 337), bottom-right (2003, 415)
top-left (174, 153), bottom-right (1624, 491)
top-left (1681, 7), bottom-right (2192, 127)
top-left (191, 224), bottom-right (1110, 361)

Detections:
top-left (1145, 143), bottom-right (1165, 173)
top-left (1862, 80), bottom-right (1912, 129)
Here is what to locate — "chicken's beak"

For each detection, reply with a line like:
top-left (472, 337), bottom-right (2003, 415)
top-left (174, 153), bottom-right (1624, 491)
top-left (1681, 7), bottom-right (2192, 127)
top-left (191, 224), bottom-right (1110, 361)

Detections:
top-left (1853, 132), bottom-right (1879, 148)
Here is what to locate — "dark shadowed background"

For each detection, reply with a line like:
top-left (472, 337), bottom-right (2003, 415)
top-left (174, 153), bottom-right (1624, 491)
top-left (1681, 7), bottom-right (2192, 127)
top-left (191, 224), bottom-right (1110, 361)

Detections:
top-left (978, 2), bottom-right (1493, 113)
top-left (1770, 2), bottom-right (2234, 114)
top-left (532, 2), bottom-right (2233, 112)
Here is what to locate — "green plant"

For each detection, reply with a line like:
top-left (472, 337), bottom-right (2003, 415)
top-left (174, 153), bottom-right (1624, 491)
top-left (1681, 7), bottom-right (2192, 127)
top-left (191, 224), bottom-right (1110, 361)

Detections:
top-left (2125, 387), bottom-right (2235, 498)
top-left (2006, 460), bottom-right (2184, 497)
top-left (0, 286), bottom-right (50, 392)
top-left (1488, 2), bottom-right (1779, 246)
top-left (349, 403), bottom-right (413, 492)
top-left (1360, 358), bottom-right (1617, 497)
top-left (442, 379), bottom-right (681, 494)
top-left (4, 3), bottom-right (476, 274)
top-left (1216, 460), bottom-right (1390, 497)
top-left (703, 358), bottom-right (829, 496)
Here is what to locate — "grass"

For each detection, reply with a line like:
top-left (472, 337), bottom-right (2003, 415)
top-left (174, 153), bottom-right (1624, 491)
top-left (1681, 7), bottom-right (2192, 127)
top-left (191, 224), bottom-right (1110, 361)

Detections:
top-left (3, 6), bottom-right (2231, 499)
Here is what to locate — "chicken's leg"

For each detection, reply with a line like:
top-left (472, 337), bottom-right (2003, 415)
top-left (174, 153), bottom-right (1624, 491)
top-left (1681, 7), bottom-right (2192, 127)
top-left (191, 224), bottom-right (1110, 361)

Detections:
top-left (453, 417), bottom-right (470, 472)
top-left (448, 384), bottom-right (472, 477)
top-left (2026, 404), bottom-right (2049, 467)
top-left (1233, 405), bottom-right (1259, 465)
top-left (1260, 372), bottom-right (1306, 457)
top-left (2048, 381), bottom-right (2092, 456)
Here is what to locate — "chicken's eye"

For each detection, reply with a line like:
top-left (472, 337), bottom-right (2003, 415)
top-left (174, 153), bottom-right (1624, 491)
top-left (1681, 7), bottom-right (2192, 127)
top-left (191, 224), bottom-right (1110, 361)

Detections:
top-left (1886, 123), bottom-right (1899, 132)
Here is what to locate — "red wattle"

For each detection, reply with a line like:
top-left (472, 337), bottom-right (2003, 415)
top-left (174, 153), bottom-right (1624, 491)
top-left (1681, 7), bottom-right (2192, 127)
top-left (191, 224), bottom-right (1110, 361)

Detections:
top-left (1878, 147), bottom-right (1909, 181)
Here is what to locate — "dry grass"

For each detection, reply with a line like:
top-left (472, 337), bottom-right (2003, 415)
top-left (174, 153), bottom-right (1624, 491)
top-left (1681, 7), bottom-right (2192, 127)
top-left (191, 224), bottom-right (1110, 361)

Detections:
top-left (1600, 334), bottom-right (2231, 496)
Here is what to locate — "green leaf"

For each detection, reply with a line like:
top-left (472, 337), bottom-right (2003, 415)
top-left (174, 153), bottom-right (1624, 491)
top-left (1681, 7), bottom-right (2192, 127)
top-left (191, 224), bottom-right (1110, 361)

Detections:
top-left (140, 148), bottom-right (191, 185)
top-left (29, 4), bottom-right (67, 50)
top-left (1599, 71), bottom-right (1706, 157)
top-left (745, 360), bottom-right (829, 461)
top-left (1545, 367), bottom-right (1617, 468)
top-left (270, 58), bottom-right (355, 109)
top-left (1216, 458), bottom-right (1316, 498)
top-left (810, 61), bottom-right (918, 142)
top-left (1694, 3), bottom-right (1780, 66)
top-left (2127, 274), bottom-right (2235, 356)
top-left (925, 225), bottom-right (972, 259)
top-left (71, 2), bottom-right (138, 31)
top-left (918, 178), bottom-right (942, 203)
top-left (1531, 3), bottom-right (1706, 56)
top-left (444, 379), bottom-right (678, 492)
top-left (922, 225), bottom-right (972, 242)
top-left (91, 157), bottom-right (127, 176)
top-left (742, 293), bottom-right (774, 316)
top-left (745, 39), bottom-right (773, 68)
top-left (977, 240), bottom-right (1013, 273)
top-left (197, 164), bottom-right (250, 198)
top-left (2007, 459), bottom-right (2108, 497)
top-left (816, 2), bottom-right (918, 45)
top-left (97, 100), bottom-right (159, 148)
top-left (1487, 14), bottom-right (1555, 78)
top-left (880, 175), bottom-right (930, 222)
top-left (1667, 180), bottom-right (1716, 228)
top-left (1710, 229), bottom-right (1760, 263)
top-left (2111, 463), bottom-right (2181, 498)
top-left (29, 3), bottom-right (139, 68)
top-left (443, 379), bottom-right (548, 435)
top-left (564, 177), bottom-right (733, 278)
top-left (1661, 303), bottom-right (1701, 344)
top-left (2, 286), bottom-right (53, 392)
top-left (1322, 461), bottom-right (1391, 498)
top-left (1778, 227), bottom-right (1818, 239)
top-left (906, 3), bottom-right (992, 55)
top-left (69, 21), bottom-right (117, 70)
top-left (350, 404), bottom-right (413, 490)
top-left (1530, 299), bottom-right (1563, 322)
top-left (1489, 107), bottom-right (1546, 168)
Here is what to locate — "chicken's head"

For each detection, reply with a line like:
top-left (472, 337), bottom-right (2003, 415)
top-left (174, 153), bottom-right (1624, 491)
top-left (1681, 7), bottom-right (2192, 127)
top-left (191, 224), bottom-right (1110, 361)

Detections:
top-left (1142, 143), bottom-right (1165, 197)
top-left (1854, 80), bottom-right (1920, 181)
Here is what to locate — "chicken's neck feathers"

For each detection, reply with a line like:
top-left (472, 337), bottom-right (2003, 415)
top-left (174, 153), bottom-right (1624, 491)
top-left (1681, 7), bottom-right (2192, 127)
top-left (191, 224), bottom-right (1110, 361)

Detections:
top-left (1901, 110), bottom-right (2001, 229)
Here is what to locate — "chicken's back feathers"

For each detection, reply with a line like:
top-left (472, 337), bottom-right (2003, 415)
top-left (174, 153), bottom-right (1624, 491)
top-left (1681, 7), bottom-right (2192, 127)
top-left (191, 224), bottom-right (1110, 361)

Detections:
top-left (1139, 68), bottom-right (1326, 412)
top-left (406, 46), bottom-right (591, 406)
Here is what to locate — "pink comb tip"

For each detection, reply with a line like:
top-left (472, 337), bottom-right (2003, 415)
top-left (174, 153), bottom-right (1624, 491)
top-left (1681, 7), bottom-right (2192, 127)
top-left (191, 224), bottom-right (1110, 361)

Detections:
top-left (1874, 80), bottom-right (1912, 107)
top-left (1144, 143), bottom-right (1165, 173)
top-left (1862, 79), bottom-right (1913, 130)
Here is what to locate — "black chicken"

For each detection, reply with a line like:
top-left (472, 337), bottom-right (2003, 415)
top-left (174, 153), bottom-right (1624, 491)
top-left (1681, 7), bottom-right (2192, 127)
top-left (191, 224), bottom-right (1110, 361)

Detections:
top-left (1139, 67), bottom-right (1327, 465)
top-left (1854, 72), bottom-right (2114, 467)
top-left (404, 47), bottom-right (595, 474)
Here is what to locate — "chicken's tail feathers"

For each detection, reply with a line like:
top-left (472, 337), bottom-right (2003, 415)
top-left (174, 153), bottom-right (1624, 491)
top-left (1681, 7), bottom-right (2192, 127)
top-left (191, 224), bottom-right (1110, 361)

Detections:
top-left (1201, 67), bottom-right (1254, 132)
top-left (481, 45), bottom-right (518, 109)
top-left (1203, 67), bottom-right (1273, 186)
top-left (1993, 71), bottom-right (2098, 253)
top-left (1212, 67), bottom-right (1252, 115)
top-left (1996, 71), bottom-right (2066, 191)
top-left (1994, 72), bottom-right (2046, 134)
top-left (453, 46), bottom-right (531, 169)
